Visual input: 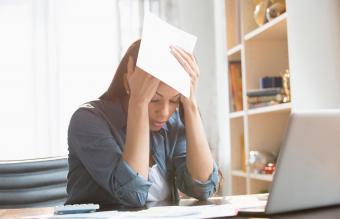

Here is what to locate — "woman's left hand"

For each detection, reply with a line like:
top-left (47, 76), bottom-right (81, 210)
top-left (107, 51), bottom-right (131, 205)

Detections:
top-left (170, 46), bottom-right (200, 107)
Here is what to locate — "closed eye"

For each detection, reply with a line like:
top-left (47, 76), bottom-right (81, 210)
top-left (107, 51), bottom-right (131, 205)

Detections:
top-left (150, 99), bottom-right (161, 103)
top-left (170, 99), bottom-right (180, 104)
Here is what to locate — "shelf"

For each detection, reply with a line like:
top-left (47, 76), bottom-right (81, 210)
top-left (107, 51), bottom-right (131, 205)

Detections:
top-left (231, 170), bottom-right (247, 178)
top-left (227, 44), bottom-right (242, 62)
top-left (249, 173), bottom-right (273, 182)
top-left (227, 44), bottom-right (242, 56)
top-left (225, 0), bottom-right (290, 196)
top-left (229, 111), bottom-right (244, 119)
top-left (244, 13), bottom-right (287, 41)
top-left (248, 102), bottom-right (291, 116)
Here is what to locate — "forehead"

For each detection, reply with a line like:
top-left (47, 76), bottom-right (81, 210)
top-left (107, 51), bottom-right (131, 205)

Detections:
top-left (156, 82), bottom-right (180, 98)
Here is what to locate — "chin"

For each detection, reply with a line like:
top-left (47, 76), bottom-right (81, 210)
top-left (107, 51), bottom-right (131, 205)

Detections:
top-left (150, 126), bottom-right (161, 132)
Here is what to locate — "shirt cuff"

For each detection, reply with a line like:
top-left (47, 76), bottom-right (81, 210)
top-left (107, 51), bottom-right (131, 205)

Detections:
top-left (179, 162), bottom-right (219, 200)
top-left (114, 157), bottom-right (152, 207)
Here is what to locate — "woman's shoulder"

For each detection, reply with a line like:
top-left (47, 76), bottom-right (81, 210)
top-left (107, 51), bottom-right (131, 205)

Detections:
top-left (73, 99), bottom-right (123, 116)
top-left (71, 100), bottom-right (105, 120)
top-left (69, 99), bottom-right (126, 131)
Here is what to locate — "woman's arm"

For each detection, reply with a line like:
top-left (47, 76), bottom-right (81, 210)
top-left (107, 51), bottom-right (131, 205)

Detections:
top-left (122, 57), bottom-right (160, 178)
top-left (123, 99), bottom-right (150, 178)
top-left (170, 46), bottom-right (214, 182)
top-left (182, 101), bottom-right (214, 182)
top-left (68, 106), bottom-right (152, 207)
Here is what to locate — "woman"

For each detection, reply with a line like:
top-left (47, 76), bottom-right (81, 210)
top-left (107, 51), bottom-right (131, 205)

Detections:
top-left (66, 39), bottom-right (219, 207)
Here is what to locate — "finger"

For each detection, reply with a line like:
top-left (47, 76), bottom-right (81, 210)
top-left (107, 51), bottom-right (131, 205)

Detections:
top-left (170, 47), bottom-right (195, 74)
top-left (146, 74), bottom-right (161, 86)
top-left (171, 46), bottom-right (194, 66)
top-left (171, 46), bottom-right (201, 79)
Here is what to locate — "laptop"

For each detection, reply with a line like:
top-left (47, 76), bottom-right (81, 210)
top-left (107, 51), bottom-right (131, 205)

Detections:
top-left (237, 110), bottom-right (340, 216)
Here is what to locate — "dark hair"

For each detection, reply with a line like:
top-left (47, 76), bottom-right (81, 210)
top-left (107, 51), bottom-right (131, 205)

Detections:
top-left (100, 39), bottom-right (141, 102)
top-left (100, 39), bottom-right (185, 123)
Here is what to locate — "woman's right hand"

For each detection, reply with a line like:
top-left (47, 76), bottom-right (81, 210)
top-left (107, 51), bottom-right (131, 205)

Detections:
top-left (126, 56), bottom-right (160, 104)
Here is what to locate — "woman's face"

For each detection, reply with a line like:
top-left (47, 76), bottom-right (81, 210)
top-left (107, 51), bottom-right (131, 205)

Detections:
top-left (148, 82), bottom-right (180, 131)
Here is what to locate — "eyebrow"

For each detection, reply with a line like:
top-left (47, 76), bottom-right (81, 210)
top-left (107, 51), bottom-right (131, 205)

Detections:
top-left (156, 92), bottom-right (180, 99)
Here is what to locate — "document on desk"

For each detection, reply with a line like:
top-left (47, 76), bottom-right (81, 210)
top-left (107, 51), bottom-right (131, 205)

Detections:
top-left (125, 204), bottom-right (237, 218)
top-left (137, 12), bottom-right (197, 98)
top-left (27, 204), bottom-right (237, 219)
top-left (225, 193), bottom-right (268, 210)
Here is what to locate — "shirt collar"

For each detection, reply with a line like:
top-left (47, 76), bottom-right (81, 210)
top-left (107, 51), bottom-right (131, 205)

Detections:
top-left (99, 99), bottom-right (127, 129)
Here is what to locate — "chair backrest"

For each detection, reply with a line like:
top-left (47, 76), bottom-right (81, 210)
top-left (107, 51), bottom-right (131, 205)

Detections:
top-left (0, 156), bottom-right (68, 209)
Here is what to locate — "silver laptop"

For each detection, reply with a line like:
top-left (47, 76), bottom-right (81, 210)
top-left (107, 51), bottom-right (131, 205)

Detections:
top-left (240, 110), bottom-right (340, 215)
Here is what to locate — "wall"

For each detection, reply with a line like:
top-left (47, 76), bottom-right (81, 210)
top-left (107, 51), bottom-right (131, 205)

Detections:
top-left (287, 0), bottom-right (340, 110)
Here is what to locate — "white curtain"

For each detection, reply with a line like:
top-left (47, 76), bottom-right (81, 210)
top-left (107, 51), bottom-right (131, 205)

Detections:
top-left (0, 0), bottom-right (119, 160)
top-left (117, 0), bottom-right (161, 57)
top-left (0, 0), bottom-right (163, 160)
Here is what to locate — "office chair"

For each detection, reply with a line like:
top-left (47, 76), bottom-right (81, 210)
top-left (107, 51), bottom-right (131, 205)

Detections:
top-left (0, 156), bottom-right (68, 209)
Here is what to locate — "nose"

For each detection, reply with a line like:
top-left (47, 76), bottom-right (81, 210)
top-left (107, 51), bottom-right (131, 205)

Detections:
top-left (157, 102), bottom-right (170, 118)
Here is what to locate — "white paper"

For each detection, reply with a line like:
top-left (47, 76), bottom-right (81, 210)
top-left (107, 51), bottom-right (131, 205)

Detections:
top-left (125, 204), bottom-right (237, 218)
top-left (137, 12), bottom-right (197, 98)
top-left (225, 193), bottom-right (268, 210)
top-left (31, 204), bottom-right (237, 219)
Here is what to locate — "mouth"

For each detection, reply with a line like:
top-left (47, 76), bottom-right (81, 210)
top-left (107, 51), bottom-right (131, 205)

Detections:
top-left (151, 121), bottom-right (165, 129)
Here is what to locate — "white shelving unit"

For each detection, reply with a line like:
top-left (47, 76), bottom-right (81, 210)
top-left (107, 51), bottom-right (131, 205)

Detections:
top-left (175, 0), bottom-right (340, 196)
top-left (225, 0), bottom-right (290, 195)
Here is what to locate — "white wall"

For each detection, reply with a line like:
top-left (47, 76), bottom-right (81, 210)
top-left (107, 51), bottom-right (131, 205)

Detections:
top-left (287, 0), bottom-right (340, 110)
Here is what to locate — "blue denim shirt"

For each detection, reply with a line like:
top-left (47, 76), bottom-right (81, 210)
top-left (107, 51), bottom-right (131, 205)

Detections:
top-left (66, 99), bottom-right (218, 207)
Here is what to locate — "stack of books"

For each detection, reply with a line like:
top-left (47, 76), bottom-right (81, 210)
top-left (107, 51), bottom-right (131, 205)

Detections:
top-left (247, 87), bottom-right (283, 109)
top-left (246, 72), bottom-right (291, 109)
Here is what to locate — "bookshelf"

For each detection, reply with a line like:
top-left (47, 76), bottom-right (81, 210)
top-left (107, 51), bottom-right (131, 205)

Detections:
top-left (225, 0), bottom-right (290, 195)
top-left (174, 0), bottom-right (340, 197)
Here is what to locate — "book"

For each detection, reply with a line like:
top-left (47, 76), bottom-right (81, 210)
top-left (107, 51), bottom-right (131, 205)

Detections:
top-left (247, 87), bottom-right (282, 97)
top-left (248, 101), bottom-right (280, 109)
top-left (229, 61), bottom-right (243, 112)
top-left (260, 76), bottom-right (283, 89)
top-left (248, 94), bottom-right (283, 104)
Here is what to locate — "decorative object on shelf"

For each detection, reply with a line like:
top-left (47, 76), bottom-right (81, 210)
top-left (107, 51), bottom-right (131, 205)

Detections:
top-left (254, 0), bottom-right (286, 27)
top-left (266, 0), bottom-right (286, 22)
top-left (281, 69), bottom-right (291, 103)
top-left (248, 150), bottom-right (276, 174)
top-left (253, 0), bottom-right (270, 26)
top-left (246, 68), bottom-right (291, 109)
top-left (263, 162), bottom-right (276, 174)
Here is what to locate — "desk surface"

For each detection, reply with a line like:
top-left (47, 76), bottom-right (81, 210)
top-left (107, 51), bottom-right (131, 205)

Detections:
top-left (1, 197), bottom-right (340, 219)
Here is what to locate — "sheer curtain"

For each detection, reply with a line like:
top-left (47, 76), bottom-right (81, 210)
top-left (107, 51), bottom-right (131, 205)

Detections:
top-left (117, 0), bottom-right (161, 57)
top-left (0, 0), bottom-right (118, 160)
top-left (0, 0), bottom-right (163, 160)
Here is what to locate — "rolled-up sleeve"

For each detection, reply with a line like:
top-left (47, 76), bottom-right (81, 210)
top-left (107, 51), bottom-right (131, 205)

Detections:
top-left (68, 108), bottom-right (151, 207)
top-left (172, 119), bottom-right (218, 200)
